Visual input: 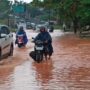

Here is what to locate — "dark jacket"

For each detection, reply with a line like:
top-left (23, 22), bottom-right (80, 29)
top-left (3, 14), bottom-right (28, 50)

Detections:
top-left (35, 31), bottom-right (52, 43)
top-left (35, 31), bottom-right (53, 55)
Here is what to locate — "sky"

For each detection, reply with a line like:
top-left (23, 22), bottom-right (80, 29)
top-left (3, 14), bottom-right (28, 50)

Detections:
top-left (9, 0), bottom-right (32, 3)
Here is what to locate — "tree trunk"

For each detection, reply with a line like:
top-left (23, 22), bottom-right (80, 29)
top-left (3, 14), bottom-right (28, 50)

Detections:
top-left (73, 17), bottom-right (78, 34)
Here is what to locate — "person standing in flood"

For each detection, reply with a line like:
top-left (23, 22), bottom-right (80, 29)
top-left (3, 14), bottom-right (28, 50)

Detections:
top-left (63, 23), bottom-right (66, 32)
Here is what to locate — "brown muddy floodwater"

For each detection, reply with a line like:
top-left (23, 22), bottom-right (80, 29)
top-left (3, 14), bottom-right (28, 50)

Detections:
top-left (0, 31), bottom-right (90, 90)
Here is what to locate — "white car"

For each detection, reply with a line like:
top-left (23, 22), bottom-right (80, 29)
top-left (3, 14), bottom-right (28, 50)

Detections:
top-left (0, 25), bottom-right (14, 60)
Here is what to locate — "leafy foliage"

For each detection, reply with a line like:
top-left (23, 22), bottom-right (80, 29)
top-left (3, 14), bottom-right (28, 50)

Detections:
top-left (0, 0), bottom-right (11, 18)
top-left (39, 0), bottom-right (90, 29)
top-left (77, 0), bottom-right (90, 26)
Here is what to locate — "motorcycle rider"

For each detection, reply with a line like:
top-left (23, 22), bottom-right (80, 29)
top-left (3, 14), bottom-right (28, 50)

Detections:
top-left (34, 26), bottom-right (53, 59)
top-left (15, 26), bottom-right (28, 47)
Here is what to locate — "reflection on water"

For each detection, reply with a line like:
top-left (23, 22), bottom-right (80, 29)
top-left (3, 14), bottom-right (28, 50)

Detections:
top-left (10, 61), bottom-right (40, 90)
top-left (0, 31), bottom-right (90, 90)
top-left (33, 60), bottom-right (53, 90)
top-left (0, 67), bottom-right (14, 90)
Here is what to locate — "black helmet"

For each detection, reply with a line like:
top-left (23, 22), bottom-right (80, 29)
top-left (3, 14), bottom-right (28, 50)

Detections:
top-left (19, 26), bottom-right (24, 32)
top-left (40, 26), bottom-right (46, 32)
top-left (19, 26), bottom-right (24, 30)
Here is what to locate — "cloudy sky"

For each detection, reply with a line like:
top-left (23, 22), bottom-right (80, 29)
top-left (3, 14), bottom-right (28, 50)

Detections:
top-left (9, 0), bottom-right (32, 3)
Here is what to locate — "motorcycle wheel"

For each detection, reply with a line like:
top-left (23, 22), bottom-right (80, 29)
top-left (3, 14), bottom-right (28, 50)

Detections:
top-left (36, 53), bottom-right (43, 63)
top-left (18, 43), bottom-right (25, 48)
top-left (18, 44), bottom-right (22, 48)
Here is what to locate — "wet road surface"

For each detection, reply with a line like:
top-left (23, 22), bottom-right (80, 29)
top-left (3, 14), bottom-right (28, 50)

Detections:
top-left (0, 30), bottom-right (90, 90)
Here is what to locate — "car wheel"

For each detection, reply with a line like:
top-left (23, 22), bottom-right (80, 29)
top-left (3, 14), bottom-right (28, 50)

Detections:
top-left (9, 45), bottom-right (13, 56)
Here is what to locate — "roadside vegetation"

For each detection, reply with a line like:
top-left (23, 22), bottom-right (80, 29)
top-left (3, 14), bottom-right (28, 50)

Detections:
top-left (0, 0), bottom-right (90, 36)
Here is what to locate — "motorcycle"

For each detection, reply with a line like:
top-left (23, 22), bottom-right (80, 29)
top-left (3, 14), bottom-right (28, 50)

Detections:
top-left (16, 34), bottom-right (25, 48)
top-left (30, 38), bottom-right (49, 63)
top-left (34, 39), bottom-right (44, 63)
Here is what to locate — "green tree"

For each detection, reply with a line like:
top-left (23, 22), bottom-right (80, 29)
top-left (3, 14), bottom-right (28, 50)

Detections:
top-left (77, 0), bottom-right (90, 26)
top-left (0, 0), bottom-right (11, 18)
top-left (30, 0), bottom-right (90, 33)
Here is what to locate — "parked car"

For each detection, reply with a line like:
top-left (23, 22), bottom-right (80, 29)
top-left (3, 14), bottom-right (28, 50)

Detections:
top-left (26, 22), bottom-right (32, 29)
top-left (0, 25), bottom-right (14, 60)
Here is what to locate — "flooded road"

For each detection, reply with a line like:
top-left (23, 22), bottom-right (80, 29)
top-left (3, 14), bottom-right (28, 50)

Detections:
top-left (0, 30), bottom-right (90, 90)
